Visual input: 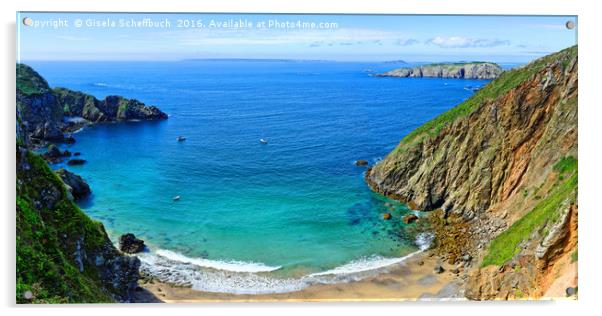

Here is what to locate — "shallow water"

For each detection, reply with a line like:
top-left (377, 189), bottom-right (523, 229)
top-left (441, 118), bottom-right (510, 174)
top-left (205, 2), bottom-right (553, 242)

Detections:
top-left (30, 60), bottom-right (491, 293)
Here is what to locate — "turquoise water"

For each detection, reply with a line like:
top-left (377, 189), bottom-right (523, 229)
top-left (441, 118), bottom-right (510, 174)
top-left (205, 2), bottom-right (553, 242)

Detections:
top-left (30, 60), bottom-right (490, 293)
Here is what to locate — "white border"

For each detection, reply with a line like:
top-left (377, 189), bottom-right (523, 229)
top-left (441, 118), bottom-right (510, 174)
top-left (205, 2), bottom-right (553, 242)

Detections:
top-left (2, 1), bottom-right (601, 316)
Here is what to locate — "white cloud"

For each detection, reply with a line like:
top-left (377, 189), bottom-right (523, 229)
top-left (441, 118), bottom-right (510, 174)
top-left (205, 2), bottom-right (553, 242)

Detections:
top-left (426, 36), bottom-right (510, 48)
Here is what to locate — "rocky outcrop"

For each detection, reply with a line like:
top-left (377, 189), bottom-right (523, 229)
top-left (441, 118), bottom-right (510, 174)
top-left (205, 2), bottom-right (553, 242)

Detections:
top-left (367, 46), bottom-right (577, 220)
top-left (55, 168), bottom-right (91, 200)
top-left (16, 64), bottom-right (64, 143)
top-left (54, 88), bottom-right (168, 123)
top-left (41, 144), bottom-right (71, 163)
top-left (375, 62), bottom-right (502, 79)
top-left (366, 46), bottom-right (578, 299)
top-left (119, 234), bottom-right (146, 254)
top-left (16, 64), bottom-right (167, 146)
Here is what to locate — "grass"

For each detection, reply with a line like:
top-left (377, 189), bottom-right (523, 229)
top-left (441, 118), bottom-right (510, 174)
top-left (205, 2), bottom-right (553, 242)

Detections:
top-left (16, 64), bottom-right (51, 96)
top-left (481, 158), bottom-right (578, 267)
top-left (571, 250), bottom-right (578, 263)
top-left (17, 150), bottom-right (114, 303)
top-left (391, 45), bottom-right (577, 155)
top-left (553, 156), bottom-right (578, 175)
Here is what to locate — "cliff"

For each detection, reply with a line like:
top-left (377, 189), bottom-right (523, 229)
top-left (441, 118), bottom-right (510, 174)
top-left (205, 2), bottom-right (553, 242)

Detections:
top-left (15, 64), bottom-right (161, 303)
top-left (16, 144), bottom-right (140, 303)
top-left (366, 46), bottom-right (578, 299)
top-left (16, 64), bottom-right (167, 146)
top-left (375, 62), bottom-right (502, 79)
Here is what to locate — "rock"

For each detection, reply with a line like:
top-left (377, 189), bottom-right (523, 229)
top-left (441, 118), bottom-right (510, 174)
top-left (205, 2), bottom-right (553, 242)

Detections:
top-left (383, 213), bottom-right (392, 220)
top-left (63, 135), bottom-right (76, 144)
top-left (55, 168), bottom-right (91, 200)
top-left (434, 264), bottom-right (445, 274)
top-left (403, 214), bottom-right (419, 224)
top-left (355, 160), bottom-right (369, 166)
top-left (42, 144), bottom-right (62, 160)
top-left (41, 144), bottom-right (73, 163)
top-left (462, 254), bottom-right (472, 262)
top-left (55, 88), bottom-right (168, 122)
top-left (365, 46), bottom-right (578, 220)
top-left (376, 62), bottom-right (503, 79)
top-left (119, 233), bottom-right (146, 254)
top-left (451, 267), bottom-right (460, 274)
top-left (74, 152), bottom-right (81, 156)
top-left (67, 158), bottom-right (87, 166)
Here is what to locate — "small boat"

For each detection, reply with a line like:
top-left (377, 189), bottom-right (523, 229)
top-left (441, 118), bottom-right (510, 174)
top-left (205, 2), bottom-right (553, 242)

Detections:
top-left (176, 136), bottom-right (186, 142)
top-left (173, 195), bottom-right (181, 201)
top-left (260, 138), bottom-right (268, 144)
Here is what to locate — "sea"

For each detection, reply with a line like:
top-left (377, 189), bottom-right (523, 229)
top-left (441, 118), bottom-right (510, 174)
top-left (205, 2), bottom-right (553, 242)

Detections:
top-left (28, 59), bottom-right (512, 294)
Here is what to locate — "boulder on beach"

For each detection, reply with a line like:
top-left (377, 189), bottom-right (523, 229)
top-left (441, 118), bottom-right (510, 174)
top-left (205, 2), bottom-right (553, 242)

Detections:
top-left (403, 214), bottom-right (419, 224)
top-left (119, 233), bottom-right (146, 254)
top-left (55, 168), bottom-right (91, 200)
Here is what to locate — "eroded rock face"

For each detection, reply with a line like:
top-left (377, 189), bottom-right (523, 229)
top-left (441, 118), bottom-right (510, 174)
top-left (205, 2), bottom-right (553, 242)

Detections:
top-left (54, 88), bottom-right (168, 122)
top-left (465, 204), bottom-right (577, 300)
top-left (376, 62), bottom-right (503, 79)
top-left (366, 46), bottom-right (578, 300)
top-left (55, 168), bottom-right (91, 200)
top-left (367, 48), bottom-right (577, 220)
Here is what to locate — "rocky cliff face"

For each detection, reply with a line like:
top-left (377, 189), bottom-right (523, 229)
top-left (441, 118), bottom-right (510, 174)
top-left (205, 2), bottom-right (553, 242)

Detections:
top-left (54, 88), bottom-right (168, 122)
top-left (17, 64), bottom-right (167, 146)
top-left (366, 46), bottom-right (578, 299)
top-left (376, 62), bottom-right (502, 79)
top-left (15, 64), bottom-right (157, 303)
top-left (16, 145), bottom-right (140, 303)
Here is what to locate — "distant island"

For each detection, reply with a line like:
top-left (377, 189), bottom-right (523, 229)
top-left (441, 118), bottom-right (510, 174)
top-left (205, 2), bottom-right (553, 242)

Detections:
top-left (375, 62), bottom-right (503, 79)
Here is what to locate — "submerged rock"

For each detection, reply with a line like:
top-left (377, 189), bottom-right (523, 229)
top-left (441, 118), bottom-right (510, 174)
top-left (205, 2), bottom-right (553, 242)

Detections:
top-left (355, 160), bottom-right (369, 166)
top-left (67, 158), bottom-right (87, 166)
top-left (383, 213), bottom-right (392, 220)
top-left (55, 168), bottom-right (91, 200)
top-left (119, 233), bottom-right (146, 254)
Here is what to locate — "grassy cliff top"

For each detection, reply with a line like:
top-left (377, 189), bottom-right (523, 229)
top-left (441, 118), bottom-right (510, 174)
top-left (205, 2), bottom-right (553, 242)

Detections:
top-left (391, 45), bottom-right (577, 155)
top-left (17, 63), bottom-right (51, 96)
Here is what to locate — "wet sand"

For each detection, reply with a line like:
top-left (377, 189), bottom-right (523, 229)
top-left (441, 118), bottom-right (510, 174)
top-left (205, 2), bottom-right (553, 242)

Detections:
top-left (136, 251), bottom-right (469, 303)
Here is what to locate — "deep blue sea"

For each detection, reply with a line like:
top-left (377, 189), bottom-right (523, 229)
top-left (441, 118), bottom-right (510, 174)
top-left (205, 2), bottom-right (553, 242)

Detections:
top-left (29, 60), bottom-right (502, 293)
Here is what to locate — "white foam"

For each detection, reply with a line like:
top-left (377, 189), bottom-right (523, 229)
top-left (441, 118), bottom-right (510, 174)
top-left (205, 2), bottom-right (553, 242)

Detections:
top-left (140, 234), bottom-right (432, 294)
top-left (415, 232), bottom-right (435, 251)
top-left (308, 251), bottom-right (421, 277)
top-left (154, 249), bottom-right (282, 273)
top-left (139, 252), bottom-right (306, 294)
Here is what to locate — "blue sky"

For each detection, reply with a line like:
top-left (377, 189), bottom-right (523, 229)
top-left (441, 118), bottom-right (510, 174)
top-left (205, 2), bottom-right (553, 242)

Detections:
top-left (17, 13), bottom-right (577, 62)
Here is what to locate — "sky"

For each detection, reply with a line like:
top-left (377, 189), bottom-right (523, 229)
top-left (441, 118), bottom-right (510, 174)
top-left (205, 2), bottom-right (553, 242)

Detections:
top-left (17, 12), bottom-right (577, 62)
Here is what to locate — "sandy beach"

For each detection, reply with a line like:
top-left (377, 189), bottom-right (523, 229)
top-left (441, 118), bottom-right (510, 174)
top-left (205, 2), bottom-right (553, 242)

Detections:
top-left (134, 251), bottom-right (468, 303)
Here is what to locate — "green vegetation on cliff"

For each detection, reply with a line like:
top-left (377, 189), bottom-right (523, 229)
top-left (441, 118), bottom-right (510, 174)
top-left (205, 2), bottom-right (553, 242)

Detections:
top-left (16, 64), bottom-right (51, 96)
top-left (392, 45), bottom-right (578, 154)
top-left (16, 149), bottom-right (114, 303)
top-left (481, 157), bottom-right (578, 267)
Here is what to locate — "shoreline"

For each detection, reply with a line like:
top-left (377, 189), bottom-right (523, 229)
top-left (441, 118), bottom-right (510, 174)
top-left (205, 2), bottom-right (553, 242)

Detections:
top-left (135, 251), bottom-right (469, 303)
